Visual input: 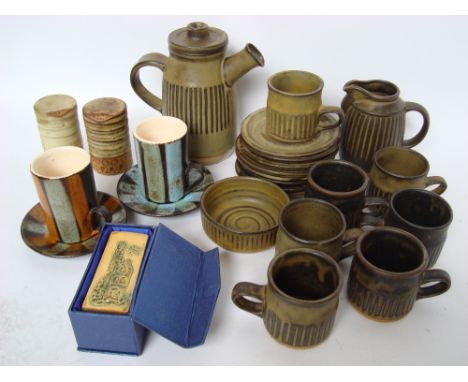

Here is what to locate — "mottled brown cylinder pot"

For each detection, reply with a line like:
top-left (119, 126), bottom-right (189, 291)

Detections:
top-left (387, 189), bottom-right (453, 268)
top-left (305, 159), bottom-right (388, 227)
top-left (232, 249), bottom-right (343, 348)
top-left (347, 227), bottom-right (451, 321)
top-left (83, 97), bottom-right (133, 175)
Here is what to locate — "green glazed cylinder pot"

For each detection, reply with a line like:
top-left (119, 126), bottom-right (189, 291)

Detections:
top-left (266, 71), bottom-right (344, 142)
top-left (340, 80), bottom-right (430, 171)
top-left (130, 21), bottom-right (265, 165)
top-left (347, 227), bottom-right (451, 321)
top-left (232, 249), bottom-right (343, 348)
top-left (367, 146), bottom-right (447, 201)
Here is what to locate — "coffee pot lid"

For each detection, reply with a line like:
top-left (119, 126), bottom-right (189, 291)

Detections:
top-left (169, 21), bottom-right (228, 58)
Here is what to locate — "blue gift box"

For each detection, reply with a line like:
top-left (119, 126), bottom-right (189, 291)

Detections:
top-left (68, 223), bottom-right (220, 355)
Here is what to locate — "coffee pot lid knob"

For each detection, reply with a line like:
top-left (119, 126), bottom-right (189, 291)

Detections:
top-left (169, 21), bottom-right (228, 58)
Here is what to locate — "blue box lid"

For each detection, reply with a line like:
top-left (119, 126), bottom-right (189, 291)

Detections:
top-left (132, 224), bottom-right (220, 348)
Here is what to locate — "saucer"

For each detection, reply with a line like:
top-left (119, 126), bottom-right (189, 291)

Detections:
top-left (117, 165), bottom-right (214, 217)
top-left (240, 108), bottom-right (340, 160)
top-left (21, 192), bottom-right (127, 258)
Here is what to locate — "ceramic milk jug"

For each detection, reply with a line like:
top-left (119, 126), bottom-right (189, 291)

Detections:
top-left (339, 80), bottom-right (430, 171)
top-left (130, 21), bottom-right (265, 164)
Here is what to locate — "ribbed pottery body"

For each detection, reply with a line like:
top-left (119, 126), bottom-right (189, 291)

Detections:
top-left (340, 95), bottom-right (406, 171)
top-left (340, 105), bottom-right (406, 170)
top-left (339, 79), bottom-right (429, 172)
top-left (162, 57), bottom-right (234, 164)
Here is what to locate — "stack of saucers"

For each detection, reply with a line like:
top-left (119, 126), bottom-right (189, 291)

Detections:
top-left (235, 108), bottom-right (341, 198)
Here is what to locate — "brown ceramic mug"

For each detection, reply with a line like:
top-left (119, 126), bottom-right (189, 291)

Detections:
top-left (266, 71), bottom-right (344, 142)
top-left (387, 189), bottom-right (453, 268)
top-left (232, 248), bottom-right (343, 348)
top-left (275, 198), bottom-right (364, 261)
top-left (305, 159), bottom-right (388, 228)
top-left (347, 227), bottom-right (451, 321)
top-left (368, 146), bottom-right (447, 200)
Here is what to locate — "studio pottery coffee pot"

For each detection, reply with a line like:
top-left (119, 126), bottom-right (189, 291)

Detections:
top-left (339, 80), bottom-right (430, 171)
top-left (130, 22), bottom-right (265, 164)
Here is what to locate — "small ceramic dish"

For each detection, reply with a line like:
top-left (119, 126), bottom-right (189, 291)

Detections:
top-left (201, 176), bottom-right (289, 253)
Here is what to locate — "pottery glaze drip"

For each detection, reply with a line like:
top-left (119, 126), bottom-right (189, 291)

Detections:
top-left (130, 22), bottom-right (265, 164)
top-left (340, 80), bottom-right (430, 171)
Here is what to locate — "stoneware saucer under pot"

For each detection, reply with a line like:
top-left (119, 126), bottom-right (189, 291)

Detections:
top-left (117, 164), bottom-right (214, 217)
top-left (21, 191), bottom-right (127, 258)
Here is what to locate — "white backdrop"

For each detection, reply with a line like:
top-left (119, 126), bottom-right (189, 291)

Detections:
top-left (0, 16), bottom-right (467, 365)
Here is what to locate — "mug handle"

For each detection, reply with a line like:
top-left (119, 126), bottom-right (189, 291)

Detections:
top-left (90, 205), bottom-right (112, 230)
top-left (232, 282), bottom-right (265, 318)
top-left (424, 176), bottom-right (448, 195)
top-left (402, 101), bottom-right (430, 148)
top-left (184, 162), bottom-right (206, 193)
top-left (130, 52), bottom-right (169, 112)
top-left (317, 106), bottom-right (344, 130)
top-left (340, 228), bottom-right (365, 260)
top-left (417, 269), bottom-right (451, 300)
top-left (359, 196), bottom-right (389, 227)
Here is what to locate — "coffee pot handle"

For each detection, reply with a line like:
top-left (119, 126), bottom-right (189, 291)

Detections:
top-left (417, 269), bottom-right (451, 300)
top-left (130, 52), bottom-right (168, 112)
top-left (317, 106), bottom-right (345, 131)
top-left (232, 282), bottom-right (265, 318)
top-left (424, 176), bottom-right (448, 195)
top-left (402, 101), bottom-right (430, 148)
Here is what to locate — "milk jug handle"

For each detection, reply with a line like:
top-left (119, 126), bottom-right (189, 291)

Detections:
top-left (130, 52), bottom-right (168, 112)
top-left (402, 101), bottom-right (430, 148)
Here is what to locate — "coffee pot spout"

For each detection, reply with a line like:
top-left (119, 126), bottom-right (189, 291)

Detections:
top-left (223, 43), bottom-right (265, 87)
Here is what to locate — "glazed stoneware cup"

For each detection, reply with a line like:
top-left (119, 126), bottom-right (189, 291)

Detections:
top-left (232, 248), bottom-right (343, 348)
top-left (305, 159), bottom-right (388, 228)
top-left (266, 70), bottom-right (344, 142)
top-left (275, 198), bottom-right (363, 261)
top-left (133, 116), bottom-right (203, 203)
top-left (387, 189), bottom-right (453, 268)
top-left (347, 227), bottom-right (451, 321)
top-left (368, 146), bottom-right (447, 200)
top-left (30, 146), bottom-right (110, 244)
